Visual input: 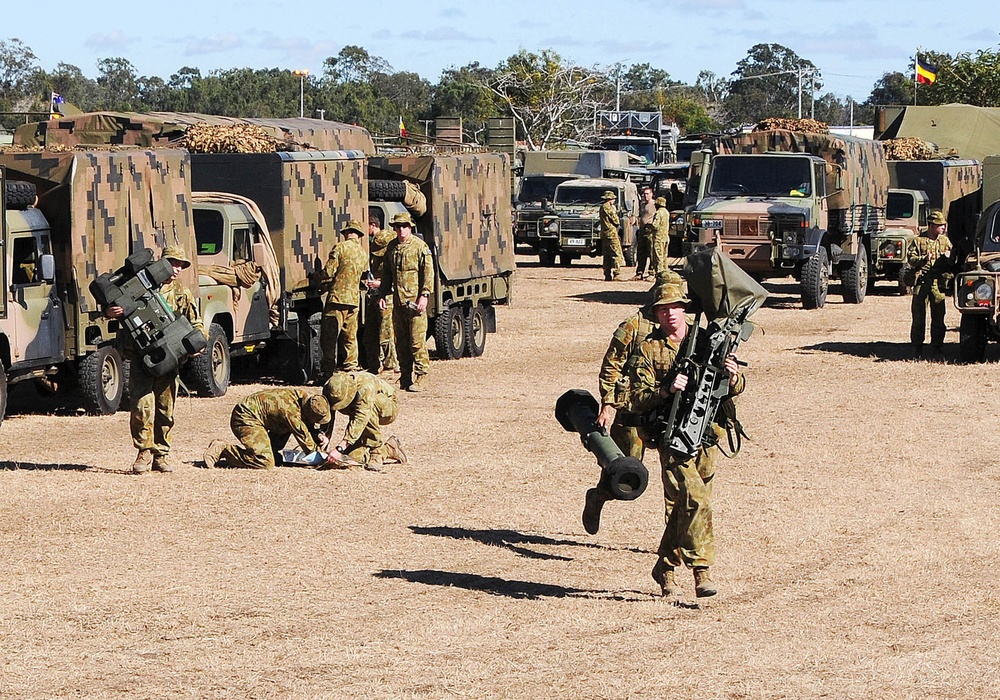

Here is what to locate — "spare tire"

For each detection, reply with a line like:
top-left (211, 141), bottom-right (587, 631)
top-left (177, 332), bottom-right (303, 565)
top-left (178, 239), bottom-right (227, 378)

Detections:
top-left (369, 179), bottom-right (407, 202)
top-left (4, 180), bottom-right (37, 209)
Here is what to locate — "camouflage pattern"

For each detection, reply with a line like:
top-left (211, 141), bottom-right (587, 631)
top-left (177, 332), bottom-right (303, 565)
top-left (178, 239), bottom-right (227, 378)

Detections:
top-left (598, 308), bottom-right (657, 460)
top-left (650, 203), bottom-right (671, 275)
top-left (319, 236), bottom-right (367, 375)
top-left (908, 232), bottom-right (954, 348)
top-left (600, 200), bottom-right (624, 277)
top-left (363, 228), bottom-right (398, 372)
top-left (322, 371), bottom-right (399, 464)
top-left (218, 388), bottom-right (324, 469)
top-left (381, 232), bottom-right (433, 385)
top-left (635, 195), bottom-right (656, 276)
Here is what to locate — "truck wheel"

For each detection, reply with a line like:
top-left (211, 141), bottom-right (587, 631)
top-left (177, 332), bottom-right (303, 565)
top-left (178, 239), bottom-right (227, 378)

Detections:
top-left (185, 323), bottom-right (230, 397)
top-left (539, 250), bottom-right (556, 266)
top-left (464, 305), bottom-right (487, 357)
top-left (434, 306), bottom-right (466, 360)
top-left (559, 253), bottom-right (574, 267)
top-left (841, 244), bottom-right (868, 304)
top-left (801, 248), bottom-right (829, 309)
top-left (78, 344), bottom-right (124, 415)
top-left (0, 365), bottom-right (7, 427)
top-left (368, 179), bottom-right (407, 202)
top-left (4, 180), bottom-right (37, 209)
top-left (958, 314), bottom-right (988, 364)
top-left (623, 243), bottom-right (636, 268)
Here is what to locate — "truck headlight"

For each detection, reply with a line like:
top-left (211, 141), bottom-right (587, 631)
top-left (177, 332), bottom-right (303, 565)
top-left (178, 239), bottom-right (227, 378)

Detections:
top-left (974, 282), bottom-right (994, 302)
top-left (547, 221), bottom-right (558, 234)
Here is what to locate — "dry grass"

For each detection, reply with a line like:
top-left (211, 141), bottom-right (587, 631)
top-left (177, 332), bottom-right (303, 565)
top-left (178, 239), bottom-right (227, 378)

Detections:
top-left (3, 256), bottom-right (1000, 699)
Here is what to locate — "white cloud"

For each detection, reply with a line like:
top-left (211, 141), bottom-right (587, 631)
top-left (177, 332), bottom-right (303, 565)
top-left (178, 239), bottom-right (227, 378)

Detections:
top-left (84, 30), bottom-right (134, 52)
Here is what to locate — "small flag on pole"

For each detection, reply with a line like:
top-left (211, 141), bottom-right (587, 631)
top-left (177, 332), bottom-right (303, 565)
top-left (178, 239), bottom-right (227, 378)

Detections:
top-left (399, 116), bottom-right (407, 138)
top-left (51, 92), bottom-right (65, 105)
top-left (916, 57), bottom-right (938, 85)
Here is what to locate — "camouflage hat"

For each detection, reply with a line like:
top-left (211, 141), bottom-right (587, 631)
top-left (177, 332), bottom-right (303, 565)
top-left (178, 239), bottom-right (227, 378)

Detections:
top-left (650, 281), bottom-right (689, 308)
top-left (161, 245), bottom-right (191, 269)
top-left (322, 372), bottom-right (356, 412)
top-left (601, 190), bottom-right (616, 201)
top-left (341, 219), bottom-right (364, 237)
top-left (655, 196), bottom-right (667, 207)
top-left (648, 268), bottom-right (683, 300)
top-left (389, 211), bottom-right (416, 228)
top-left (301, 394), bottom-right (332, 425)
top-left (928, 209), bottom-right (947, 225)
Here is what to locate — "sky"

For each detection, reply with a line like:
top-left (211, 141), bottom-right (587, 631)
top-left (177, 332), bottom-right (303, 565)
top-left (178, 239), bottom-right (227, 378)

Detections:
top-left (6, 0), bottom-right (999, 103)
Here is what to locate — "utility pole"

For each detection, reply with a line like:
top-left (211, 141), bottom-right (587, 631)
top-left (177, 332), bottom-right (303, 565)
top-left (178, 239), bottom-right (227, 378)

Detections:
top-left (293, 69), bottom-right (309, 118)
top-left (317, 109), bottom-right (325, 120)
top-left (419, 119), bottom-right (433, 137)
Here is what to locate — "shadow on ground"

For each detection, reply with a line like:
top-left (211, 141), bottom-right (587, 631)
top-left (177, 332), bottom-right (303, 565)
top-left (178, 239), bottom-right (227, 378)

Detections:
top-left (410, 526), bottom-right (651, 561)
top-left (1, 461), bottom-right (92, 471)
top-left (798, 340), bottom-right (946, 363)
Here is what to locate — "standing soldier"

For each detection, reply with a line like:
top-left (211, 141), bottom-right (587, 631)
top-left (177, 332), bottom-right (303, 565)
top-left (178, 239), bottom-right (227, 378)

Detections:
top-left (628, 282), bottom-right (745, 599)
top-left (600, 190), bottom-right (625, 282)
top-left (632, 186), bottom-right (656, 280)
top-left (203, 389), bottom-right (331, 470)
top-left (362, 215), bottom-right (399, 375)
top-left (908, 209), bottom-right (953, 360)
top-left (319, 220), bottom-right (368, 380)
top-left (104, 245), bottom-right (206, 474)
top-left (379, 211), bottom-right (434, 392)
top-left (322, 371), bottom-right (408, 470)
top-left (650, 196), bottom-right (671, 275)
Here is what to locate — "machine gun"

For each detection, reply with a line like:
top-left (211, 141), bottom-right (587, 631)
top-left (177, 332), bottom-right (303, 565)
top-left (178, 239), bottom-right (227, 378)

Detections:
top-left (90, 248), bottom-right (208, 378)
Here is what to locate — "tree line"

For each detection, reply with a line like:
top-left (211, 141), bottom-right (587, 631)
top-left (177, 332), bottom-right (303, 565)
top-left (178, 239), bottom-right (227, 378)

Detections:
top-left (3, 37), bottom-right (1000, 149)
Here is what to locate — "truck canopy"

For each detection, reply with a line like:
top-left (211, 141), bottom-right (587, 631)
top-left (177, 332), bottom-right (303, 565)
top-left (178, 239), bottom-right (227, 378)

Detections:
top-left (520, 150), bottom-right (632, 178)
top-left (879, 105), bottom-right (1000, 161)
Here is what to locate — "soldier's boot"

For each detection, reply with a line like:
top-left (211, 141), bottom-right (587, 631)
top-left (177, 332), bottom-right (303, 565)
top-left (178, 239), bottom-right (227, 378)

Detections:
top-left (693, 567), bottom-right (717, 598)
top-left (131, 449), bottom-right (153, 475)
top-left (407, 375), bottom-right (427, 393)
top-left (651, 561), bottom-right (684, 599)
top-left (152, 454), bottom-right (174, 473)
top-left (364, 449), bottom-right (384, 472)
top-left (384, 435), bottom-right (408, 465)
top-left (582, 487), bottom-right (609, 535)
top-left (203, 439), bottom-right (227, 469)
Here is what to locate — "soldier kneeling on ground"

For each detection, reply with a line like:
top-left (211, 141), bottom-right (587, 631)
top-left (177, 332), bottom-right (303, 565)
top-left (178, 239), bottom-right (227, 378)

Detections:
top-left (321, 371), bottom-right (408, 471)
top-left (204, 389), bottom-right (332, 469)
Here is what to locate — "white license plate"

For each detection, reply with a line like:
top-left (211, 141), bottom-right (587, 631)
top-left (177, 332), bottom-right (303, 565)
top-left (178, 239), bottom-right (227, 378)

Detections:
top-left (566, 237), bottom-right (586, 246)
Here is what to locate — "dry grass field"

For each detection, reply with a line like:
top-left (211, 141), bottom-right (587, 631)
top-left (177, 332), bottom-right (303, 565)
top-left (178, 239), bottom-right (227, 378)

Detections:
top-left (3, 254), bottom-right (1000, 699)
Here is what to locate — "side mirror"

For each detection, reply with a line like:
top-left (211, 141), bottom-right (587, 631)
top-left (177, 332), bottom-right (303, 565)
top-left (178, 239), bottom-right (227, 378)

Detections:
top-left (40, 254), bottom-right (56, 283)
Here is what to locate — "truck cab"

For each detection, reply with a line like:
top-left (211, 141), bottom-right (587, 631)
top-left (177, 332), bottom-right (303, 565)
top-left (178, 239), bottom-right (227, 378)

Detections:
top-left (538, 178), bottom-right (639, 267)
top-left (869, 188), bottom-right (929, 293)
top-left (955, 200), bottom-right (1000, 362)
top-left (513, 173), bottom-right (584, 250)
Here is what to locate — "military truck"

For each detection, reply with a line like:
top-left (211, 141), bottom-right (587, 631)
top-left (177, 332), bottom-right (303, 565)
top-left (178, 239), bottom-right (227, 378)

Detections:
top-left (683, 130), bottom-right (888, 308)
top-left (536, 177), bottom-right (639, 267)
top-left (595, 111), bottom-right (678, 166)
top-left (0, 150), bottom-right (199, 424)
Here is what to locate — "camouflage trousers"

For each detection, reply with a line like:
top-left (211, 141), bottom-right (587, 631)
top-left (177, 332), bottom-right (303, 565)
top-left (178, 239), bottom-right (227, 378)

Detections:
top-left (130, 367), bottom-right (179, 457)
top-left (320, 305), bottom-right (360, 378)
top-left (651, 232), bottom-right (668, 275)
top-left (342, 391), bottom-right (399, 464)
top-left (910, 284), bottom-right (947, 348)
top-left (219, 414), bottom-right (292, 470)
top-left (362, 295), bottom-right (398, 372)
top-left (654, 444), bottom-right (717, 570)
top-left (611, 420), bottom-right (645, 461)
top-left (392, 302), bottom-right (429, 387)
top-left (601, 230), bottom-right (624, 278)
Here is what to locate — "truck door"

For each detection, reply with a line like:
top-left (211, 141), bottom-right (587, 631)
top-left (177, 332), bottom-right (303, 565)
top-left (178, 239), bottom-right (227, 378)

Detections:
top-left (8, 232), bottom-right (64, 363)
top-left (234, 224), bottom-right (270, 339)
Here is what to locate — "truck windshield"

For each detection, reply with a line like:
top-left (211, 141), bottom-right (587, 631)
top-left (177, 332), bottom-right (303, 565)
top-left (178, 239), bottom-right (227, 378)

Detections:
top-left (886, 192), bottom-right (916, 220)
top-left (603, 140), bottom-right (656, 165)
top-left (194, 209), bottom-right (225, 255)
top-left (518, 176), bottom-right (575, 204)
top-left (554, 186), bottom-right (611, 206)
top-left (708, 156), bottom-right (812, 197)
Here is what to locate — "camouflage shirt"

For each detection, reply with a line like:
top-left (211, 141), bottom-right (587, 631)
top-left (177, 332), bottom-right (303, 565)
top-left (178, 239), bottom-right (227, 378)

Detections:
top-left (382, 234), bottom-right (434, 304)
top-left (651, 207), bottom-right (671, 242)
top-left (232, 388), bottom-right (320, 452)
top-left (335, 372), bottom-right (398, 445)
top-left (321, 237), bottom-right (368, 309)
top-left (907, 233), bottom-right (953, 293)
top-left (598, 308), bottom-right (657, 407)
top-left (369, 229), bottom-right (395, 280)
top-left (600, 201), bottom-right (620, 237)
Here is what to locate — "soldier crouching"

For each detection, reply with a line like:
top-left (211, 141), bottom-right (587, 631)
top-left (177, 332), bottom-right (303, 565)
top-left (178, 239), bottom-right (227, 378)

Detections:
top-left (322, 371), bottom-right (407, 470)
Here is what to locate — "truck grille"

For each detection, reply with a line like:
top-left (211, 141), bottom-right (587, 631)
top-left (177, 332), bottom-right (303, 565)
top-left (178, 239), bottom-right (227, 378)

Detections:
top-left (722, 217), bottom-right (769, 238)
top-left (560, 219), bottom-right (595, 234)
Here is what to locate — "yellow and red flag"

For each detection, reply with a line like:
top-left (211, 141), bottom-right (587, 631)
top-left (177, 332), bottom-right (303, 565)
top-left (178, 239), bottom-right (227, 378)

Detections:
top-left (916, 57), bottom-right (938, 85)
top-left (399, 116), bottom-right (407, 138)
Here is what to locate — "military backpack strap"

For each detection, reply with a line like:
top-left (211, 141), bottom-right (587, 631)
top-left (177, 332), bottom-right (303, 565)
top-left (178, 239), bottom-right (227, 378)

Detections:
top-left (714, 396), bottom-right (749, 458)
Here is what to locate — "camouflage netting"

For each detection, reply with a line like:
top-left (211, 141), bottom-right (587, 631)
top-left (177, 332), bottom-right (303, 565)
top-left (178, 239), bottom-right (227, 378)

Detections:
top-left (754, 118), bottom-right (829, 134)
top-left (881, 137), bottom-right (939, 161)
top-left (182, 124), bottom-right (288, 154)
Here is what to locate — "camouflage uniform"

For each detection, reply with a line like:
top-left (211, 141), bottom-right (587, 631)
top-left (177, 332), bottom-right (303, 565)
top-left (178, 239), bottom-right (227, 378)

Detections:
top-left (907, 229), bottom-right (953, 355)
top-left (600, 195), bottom-right (624, 280)
top-left (598, 308), bottom-right (657, 460)
top-left (634, 197), bottom-right (656, 278)
top-left (363, 228), bottom-right (398, 373)
top-left (628, 325), bottom-right (746, 573)
top-left (319, 225), bottom-right (368, 377)
top-left (217, 389), bottom-right (326, 469)
top-left (650, 199), bottom-right (671, 275)
top-left (323, 371), bottom-right (400, 465)
top-left (382, 226), bottom-right (434, 390)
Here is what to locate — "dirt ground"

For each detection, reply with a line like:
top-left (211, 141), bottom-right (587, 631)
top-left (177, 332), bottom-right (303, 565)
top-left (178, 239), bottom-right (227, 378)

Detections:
top-left (3, 254), bottom-right (1000, 699)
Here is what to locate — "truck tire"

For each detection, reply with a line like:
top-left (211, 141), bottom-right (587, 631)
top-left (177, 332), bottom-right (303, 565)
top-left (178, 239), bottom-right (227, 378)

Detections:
top-left (958, 314), bottom-right (988, 364)
top-left (78, 344), bottom-right (125, 415)
top-left (464, 305), bottom-right (487, 357)
top-left (841, 244), bottom-right (868, 304)
top-left (185, 323), bottom-right (230, 397)
top-left (434, 306), bottom-right (466, 360)
top-left (559, 252), bottom-right (574, 267)
top-left (369, 179), bottom-right (407, 202)
top-left (623, 242), bottom-right (636, 268)
top-left (801, 248), bottom-right (829, 309)
top-left (539, 250), bottom-right (556, 267)
top-left (4, 180), bottom-right (37, 209)
top-left (0, 365), bottom-right (7, 428)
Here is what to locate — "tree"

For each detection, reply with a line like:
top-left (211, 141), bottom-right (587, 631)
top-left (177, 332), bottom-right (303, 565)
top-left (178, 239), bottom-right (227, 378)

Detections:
top-left (724, 43), bottom-right (820, 126)
top-left (432, 62), bottom-right (498, 136)
top-left (47, 62), bottom-right (102, 111)
top-left (866, 71), bottom-right (911, 107)
top-left (0, 38), bottom-right (38, 99)
top-left (928, 48), bottom-right (1000, 107)
top-left (324, 45), bottom-right (392, 84)
top-left (96, 57), bottom-right (139, 111)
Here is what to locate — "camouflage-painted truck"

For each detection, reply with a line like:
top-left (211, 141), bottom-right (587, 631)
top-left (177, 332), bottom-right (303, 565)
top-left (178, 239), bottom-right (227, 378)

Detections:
top-left (0, 150), bottom-right (200, 423)
top-left (683, 130), bottom-right (888, 308)
top-left (869, 159), bottom-right (981, 293)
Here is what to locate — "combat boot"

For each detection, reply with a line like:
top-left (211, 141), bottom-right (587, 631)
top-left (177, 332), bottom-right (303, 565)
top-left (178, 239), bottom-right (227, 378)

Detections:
top-left (384, 435), bottom-right (408, 465)
top-left (693, 567), bottom-right (717, 598)
top-left (131, 449), bottom-right (153, 475)
top-left (651, 560), bottom-right (684, 599)
top-left (364, 450), bottom-right (384, 472)
top-left (407, 375), bottom-right (427, 393)
top-left (582, 487), bottom-right (608, 535)
top-left (152, 454), bottom-right (174, 473)
top-left (203, 439), bottom-right (226, 469)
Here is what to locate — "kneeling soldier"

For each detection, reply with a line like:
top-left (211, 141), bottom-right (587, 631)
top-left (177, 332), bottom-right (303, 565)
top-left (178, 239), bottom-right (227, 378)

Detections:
top-left (322, 371), bottom-right (408, 470)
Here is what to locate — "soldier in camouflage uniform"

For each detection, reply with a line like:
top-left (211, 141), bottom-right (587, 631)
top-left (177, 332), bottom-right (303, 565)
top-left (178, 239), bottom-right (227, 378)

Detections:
top-left (322, 371), bottom-right (408, 470)
top-left (203, 389), bottom-right (331, 470)
top-left (379, 211), bottom-right (434, 392)
top-left (600, 190), bottom-right (625, 281)
top-left (319, 220), bottom-right (368, 379)
top-left (362, 216), bottom-right (399, 374)
top-left (907, 209), bottom-right (954, 360)
top-left (104, 245), bottom-right (206, 474)
top-left (628, 282), bottom-right (745, 599)
top-left (632, 186), bottom-right (656, 280)
top-left (650, 196), bottom-right (671, 275)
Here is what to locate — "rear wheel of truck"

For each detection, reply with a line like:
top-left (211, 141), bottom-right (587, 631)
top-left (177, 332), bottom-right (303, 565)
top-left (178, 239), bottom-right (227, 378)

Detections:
top-left (368, 179), bottom-right (407, 202)
top-left (801, 248), bottom-right (829, 309)
top-left (186, 323), bottom-right (230, 397)
top-left (841, 244), bottom-right (868, 304)
top-left (464, 305), bottom-right (487, 357)
top-left (0, 365), bottom-right (7, 427)
top-left (79, 344), bottom-right (124, 415)
top-left (434, 306), bottom-right (466, 360)
top-left (539, 250), bottom-right (556, 266)
top-left (958, 314), bottom-right (988, 364)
